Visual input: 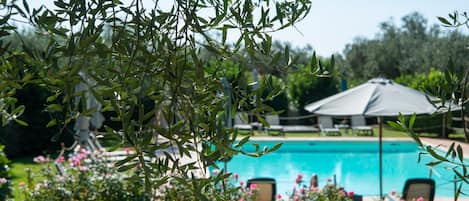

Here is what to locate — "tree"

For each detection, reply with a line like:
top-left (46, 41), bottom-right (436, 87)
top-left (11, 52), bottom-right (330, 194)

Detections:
top-left (391, 11), bottom-right (469, 201)
top-left (341, 12), bottom-right (469, 81)
top-left (0, 0), bottom-right (312, 199)
top-left (287, 54), bottom-right (339, 117)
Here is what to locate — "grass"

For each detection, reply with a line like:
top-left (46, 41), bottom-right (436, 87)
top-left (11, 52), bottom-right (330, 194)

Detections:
top-left (9, 156), bottom-right (49, 200)
top-left (10, 157), bottom-right (40, 199)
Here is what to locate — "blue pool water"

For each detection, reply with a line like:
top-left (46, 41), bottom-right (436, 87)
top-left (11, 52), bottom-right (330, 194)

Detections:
top-left (219, 140), bottom-right (467, 197)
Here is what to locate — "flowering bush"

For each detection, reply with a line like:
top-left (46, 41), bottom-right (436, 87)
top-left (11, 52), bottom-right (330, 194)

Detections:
top-left (278, 174), bottom-right (354, 201)
top-left (19, 147), bottom-right (150, 201)
top-left (0, 145), bottom-right (11, 200)
top-left (206, 170), bottom-right (354, 201)
top-left (160, 169), bottom-right (258, 200)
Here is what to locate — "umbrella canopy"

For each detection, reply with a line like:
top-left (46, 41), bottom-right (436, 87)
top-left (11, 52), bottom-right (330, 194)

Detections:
top-left (305, 77), bottom-right (441, 116)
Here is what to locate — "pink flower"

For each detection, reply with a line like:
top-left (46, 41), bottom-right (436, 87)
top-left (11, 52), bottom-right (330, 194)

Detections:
top-left (124, 147), bottom-right (132, 154)
top-left (212, 169), bottom-right (220, 175)
top-left (0, 178), bottom-right (7, 184)
top-left (76, 153), bottom-right (88, 160)
top-left (68, 157), bottom-right (81, 167)
top-left (276, 194), bottom-right (282, 200)
top-left (247, 191), bottom-right (252, 196)
top-left (390, 190), bottom-right (397, 196)
top-left (416, 197), bottom-right (424, 201)
top-left (295, 174), bottom-right (303, 184)
top-left (18, 181), bottom-right (25, 187)
top-left (80, 148), bottom-right (90, 154)
top-left (239, 198), bottom-right (244, 201)
top-left (233, 173), bottom-right (239, 180)
top-left (300, 187), bottom-right (305, 195)
top-left (240, 181), bottom-right (244, 187)
top-left (249, 183), bottom-right (257, 189)
top-left (79, 165), bottom-right (89, 171)
top-left (55, 156), bottom-right (65, 163)
top-left (347, 191), bottom-right (354, 197)
top-left (293, 195), bottom-right (299, 201)
top-left (33, 155), bottom-right (48, 163)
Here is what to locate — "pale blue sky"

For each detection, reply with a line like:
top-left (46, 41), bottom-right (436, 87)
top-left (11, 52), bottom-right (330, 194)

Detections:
top-left (269, 0), bottom-right (469, 56)
top-left (27, 0), bottom-right (469, 56)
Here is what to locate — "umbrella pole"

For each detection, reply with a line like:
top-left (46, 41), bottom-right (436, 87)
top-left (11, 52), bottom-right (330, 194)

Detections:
top-left (379, 116), bottom-right (383, 200)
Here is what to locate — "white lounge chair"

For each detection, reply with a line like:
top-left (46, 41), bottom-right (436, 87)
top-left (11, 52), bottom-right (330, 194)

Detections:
top-left (351, 116), bottom-right (373, 136)
top-left (318, 116), bottom-right (341, 136)
top-left (265, 115), bottom-right (284, 136)
top-left (233, 112), bottom-right (253, 131)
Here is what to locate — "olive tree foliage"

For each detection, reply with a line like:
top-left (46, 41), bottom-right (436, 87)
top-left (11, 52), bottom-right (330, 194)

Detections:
top-left (390, 11), bottom-right (469, 200)
top-left (340, 12), bottom-right (469, 82)
top-left (0, 0), bottom-right (311, 199)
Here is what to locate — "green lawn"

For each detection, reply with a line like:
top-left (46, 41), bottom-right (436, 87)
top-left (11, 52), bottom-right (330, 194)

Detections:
top-left (9, 156), bottom-right (49, 200)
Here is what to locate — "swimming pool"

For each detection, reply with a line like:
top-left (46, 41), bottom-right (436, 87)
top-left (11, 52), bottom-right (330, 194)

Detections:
top-left (220, 140), bottom-right (466, 197)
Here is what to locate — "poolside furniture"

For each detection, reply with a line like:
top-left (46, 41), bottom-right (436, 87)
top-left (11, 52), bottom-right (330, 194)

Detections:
top-left (318, 116), bottom-right (341, 136)
top-left (246, 178), bottom-right (276, 201)
top-left (351, 116), bottom-right (373, 136)
top-left (401, 178), bottom-right (435, 201)
top-left (264, 115), bottom-right (284, 136)
top-left (283, 125), bottom-right (319, 133)
top-left (234, 112), bottom-right (253, 132)
top-left (334, 123), bottom-right (350, 134)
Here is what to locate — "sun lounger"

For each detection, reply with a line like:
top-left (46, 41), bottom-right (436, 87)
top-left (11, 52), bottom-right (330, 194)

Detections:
top-left (282, 125), bottom-right (319, 133)
top-left (264, 115), bottom-right (284, 136)
top-left (318, 116), bottom-right (341, 136)
top-left (234, 112), bottom-right (253, 131)
top-left (247, 178), bottom-right (276, 201)
top-left (351, 116), bottom-right (373, 136)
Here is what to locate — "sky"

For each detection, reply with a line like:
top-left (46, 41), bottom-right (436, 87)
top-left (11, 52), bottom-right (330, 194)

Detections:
top-left (26, 0), bottom-right (469, 56)
top-left (269, 0), bottom-right (469, 56)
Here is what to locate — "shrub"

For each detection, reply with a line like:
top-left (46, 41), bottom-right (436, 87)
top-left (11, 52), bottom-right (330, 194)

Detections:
top-left (19, 148), bottom-right (150, 201)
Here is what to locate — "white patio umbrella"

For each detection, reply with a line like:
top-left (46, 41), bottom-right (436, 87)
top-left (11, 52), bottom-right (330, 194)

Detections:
top-left (304, 77), bottom-right (456, 199)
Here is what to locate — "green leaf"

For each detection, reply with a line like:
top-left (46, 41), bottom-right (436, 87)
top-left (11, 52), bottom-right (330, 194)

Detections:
top-left (14, 119), bottom-right (28, 126)
top-left (269, 143), bottom-right (283, 153)
top-left (235, 136), bottom-right (250, 148)
top-left (425, 161), bottom-right (443, 167)
top-left (445, 143), bottom-right (455, 158)
top-left (408, 113), bottom-right (416, 129)
top-left (437, 17), bottom-right (452, 26)
top-left (115, 154), bottom-right (137, 167)
top-left (117, 162), bottom-right (139, 172)
top-left (426, 146), bottom-right (447, 161)
top-left (46, 119), bottom-right (57, 128)
top-left (457, 145), bottom-right (464, 163)
top-left (453, 170), bottom-right (469, 183)
top-left (45, 104), bottom-right (63, 112)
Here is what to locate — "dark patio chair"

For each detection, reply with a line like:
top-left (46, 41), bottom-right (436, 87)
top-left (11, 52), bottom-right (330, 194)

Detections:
top-left (246, 178), bottom-right (276, 201)
top-left (401, 178), bottom-right (435, 201)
